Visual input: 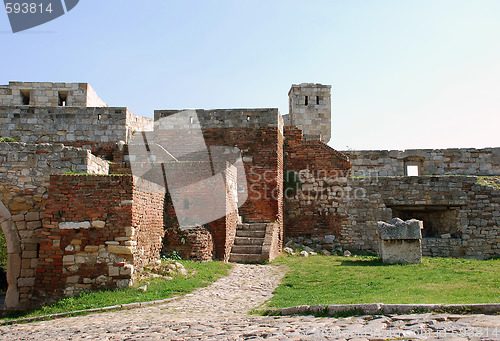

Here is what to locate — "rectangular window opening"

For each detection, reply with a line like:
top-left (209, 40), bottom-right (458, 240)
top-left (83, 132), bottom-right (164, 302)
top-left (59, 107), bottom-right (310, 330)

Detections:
top-left (20, 90), bottom-right (30, 105)
top-left (58, 91), bottom-right (68, 106)
top-left (189, 116), bottom-right (194, 124)
top-left (406, 165), bottom-right (419, 176)
top-left (316, 96), bottom-right (320, 105)
top-left (305, 96), bottom-right (308, 106)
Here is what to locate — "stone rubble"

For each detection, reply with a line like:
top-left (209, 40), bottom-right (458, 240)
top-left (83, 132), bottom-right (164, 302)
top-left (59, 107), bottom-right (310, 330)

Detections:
top-left (1, 264), bottom-right (498, 340)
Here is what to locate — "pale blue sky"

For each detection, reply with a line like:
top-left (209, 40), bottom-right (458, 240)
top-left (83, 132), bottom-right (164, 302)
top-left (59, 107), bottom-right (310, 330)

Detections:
top-left (1, 0), bottom-right (499, 150)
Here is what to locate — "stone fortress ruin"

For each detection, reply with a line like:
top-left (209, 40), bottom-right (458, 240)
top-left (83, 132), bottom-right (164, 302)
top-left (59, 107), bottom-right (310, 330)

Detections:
top-left (0, 81), bottom-right (499, 311)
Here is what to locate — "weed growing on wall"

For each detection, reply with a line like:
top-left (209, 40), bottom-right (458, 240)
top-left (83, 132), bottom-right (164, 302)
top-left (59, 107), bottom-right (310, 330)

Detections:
top-left (0, 227), bottom-right (7, 269)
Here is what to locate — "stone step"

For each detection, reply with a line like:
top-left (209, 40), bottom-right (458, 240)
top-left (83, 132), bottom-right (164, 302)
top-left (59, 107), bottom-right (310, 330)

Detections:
top-left (231, 245), bottom-right (262, 254)
top-left (237, 223), bottom-right (267, 231)
top-left (236, 230), bottom-right (266, 238)
top-left (234, 237), bottom-right (265, 246)
top-left (229, 253), bottom-right (262, 263)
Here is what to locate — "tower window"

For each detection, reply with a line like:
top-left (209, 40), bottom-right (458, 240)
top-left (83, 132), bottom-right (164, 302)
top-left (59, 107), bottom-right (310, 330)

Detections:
top-left (316, 96), bottom-right (320, 105)
top-left (58, 91), bottom-right (68, 106)
top-left (190, 116), bottom-right (194, 124)
top-left (246, 115), bottom-right (250, 122)
top-left (406, 165), bottom-right (419, 176)
top-left (305, 96), bottom-right (308, 105)
top-left (20, 90), bottom-right (30, 105)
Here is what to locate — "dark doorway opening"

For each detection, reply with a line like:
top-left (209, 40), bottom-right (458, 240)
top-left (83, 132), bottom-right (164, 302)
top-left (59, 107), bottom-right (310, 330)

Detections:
top-left (390, 205), bottom-right (461, 238)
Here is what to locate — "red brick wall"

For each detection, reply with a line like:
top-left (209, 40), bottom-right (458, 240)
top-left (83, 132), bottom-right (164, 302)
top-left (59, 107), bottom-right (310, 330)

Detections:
top-left (132, 177), bottom-right (165, 270)
top-left (284, 127), bottom-right (351, 238)
top-left (203, 128), bottom-right (283, 225)
top-left (34, 174), bottom-right (164, 304)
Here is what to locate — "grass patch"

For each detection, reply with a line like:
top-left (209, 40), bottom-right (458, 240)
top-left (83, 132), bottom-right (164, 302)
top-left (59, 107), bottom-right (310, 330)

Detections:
top-left (2, 260), bottom-right (231, 321)
top-left (267, 255), bottom-right (500, 309)
top-left (0, 227), bottom-right (6, 270)
top-left (477, 176), bottom-right (500, 190)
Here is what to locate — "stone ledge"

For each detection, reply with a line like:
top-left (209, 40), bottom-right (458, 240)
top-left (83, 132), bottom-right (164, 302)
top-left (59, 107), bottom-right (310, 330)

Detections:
top-left (265, 303), bottom-right (500, 317)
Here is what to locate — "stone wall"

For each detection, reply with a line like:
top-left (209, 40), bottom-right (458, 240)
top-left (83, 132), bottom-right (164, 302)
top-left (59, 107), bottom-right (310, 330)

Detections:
top-left (338, 176), bottom-right (500, 259)
top-left (0, 82), bottom-right (107, 107)
top-left (0, 106), bottom-right (152, 146)
top-left (284, 127), bottom-right (351, 238)
top-left (34, 175), bottom-right (164, 305)
top-left (155, 108), bottom-right (284, 131)
top-left (288, 83), bottom-right (331, 143)
top-left (344, 148), bottom-right (500, 176)
top-left (0, 143), bottom-right (109, 309)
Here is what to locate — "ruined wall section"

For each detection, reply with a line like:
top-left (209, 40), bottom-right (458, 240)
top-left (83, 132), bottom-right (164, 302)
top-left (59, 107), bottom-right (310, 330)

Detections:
top-left (35, 175), bottom-right (163, 305)
top-left (339, 176), bottom-right (500, 259)
top-left (154, 108), bottom-right (284, 225)
top-left (126, 111), bottom-right (154, 134)
top-left (0, 143), bottom-right (108, 309)
top-left (344, 148), bottom-right (500, 176)
top-left (284, 127), bottom-right (351, 239)
top-left (154, 108), bottom-right (284, 260)
top-left (131, 177), bottom-right (165, 271)
top-left (0, 106), bottom-right (129, 145)
top-left (0, 82), bottom-right (107, 107)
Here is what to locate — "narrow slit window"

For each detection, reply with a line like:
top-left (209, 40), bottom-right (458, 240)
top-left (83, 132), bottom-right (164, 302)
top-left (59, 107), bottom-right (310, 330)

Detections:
top-left (316, 96), bottom-right (320, 105)
top-left (305, 96), bottom-right (308, 105)
top-left (97, 114), bottom-right (102, 121)
top-left (20, 90), bottom-right (30, 105)
top-left (58, 91), bottom-right (68, 106)
top-left (247, 116), bottom-right (250, 122)
top-left (406, 165), bottom-right (419, 176)
top-left (190, 116), bottom-right (194, 124)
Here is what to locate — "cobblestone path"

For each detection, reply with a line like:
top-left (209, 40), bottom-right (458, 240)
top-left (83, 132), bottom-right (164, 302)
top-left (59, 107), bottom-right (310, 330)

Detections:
top-left (1, 264), bottom-right (499, 340)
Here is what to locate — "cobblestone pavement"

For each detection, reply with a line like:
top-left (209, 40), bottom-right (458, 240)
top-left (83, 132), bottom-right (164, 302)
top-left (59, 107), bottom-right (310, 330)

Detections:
top-left (1, 264), bottom-right (499, 340)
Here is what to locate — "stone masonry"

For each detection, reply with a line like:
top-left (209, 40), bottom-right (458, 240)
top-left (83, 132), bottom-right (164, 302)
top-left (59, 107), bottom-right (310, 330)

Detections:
top-left (0, 80), bottom-right (499, 311)
top-left (377, 218), bottom-right (423, 264)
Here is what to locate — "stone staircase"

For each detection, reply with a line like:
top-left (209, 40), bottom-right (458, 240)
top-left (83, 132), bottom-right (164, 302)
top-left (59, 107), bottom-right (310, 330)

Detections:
top-left (229, 223), bottom-right (267, 263)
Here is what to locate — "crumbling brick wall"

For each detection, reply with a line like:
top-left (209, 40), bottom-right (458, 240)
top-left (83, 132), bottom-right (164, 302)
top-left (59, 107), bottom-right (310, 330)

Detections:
top-left (0, 143), bottom-right (108, 310)
top-left (33, 174), bottom-right (164, 306)
top-left (283, 127), bottom-right (351, 239)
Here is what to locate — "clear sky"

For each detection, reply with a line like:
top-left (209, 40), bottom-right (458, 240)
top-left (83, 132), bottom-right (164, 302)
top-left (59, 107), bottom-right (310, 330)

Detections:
top-left (1, 0), bottom-right (499, 150)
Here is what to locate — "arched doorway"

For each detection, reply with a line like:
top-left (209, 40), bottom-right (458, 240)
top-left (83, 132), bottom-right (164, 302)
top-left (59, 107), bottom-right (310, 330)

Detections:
top-left (0, 201), bottom-right (21, 310)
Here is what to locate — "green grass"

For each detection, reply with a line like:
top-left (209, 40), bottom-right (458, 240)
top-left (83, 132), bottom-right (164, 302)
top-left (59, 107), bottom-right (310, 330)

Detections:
top-left (0, 227), bottom-right (6, 270)
top-left (267, 255), bottom-right (500, 309)
top-left (477, 176), bottom-right (500, 190)
top-left (2, 260), bottom-right (231, 321)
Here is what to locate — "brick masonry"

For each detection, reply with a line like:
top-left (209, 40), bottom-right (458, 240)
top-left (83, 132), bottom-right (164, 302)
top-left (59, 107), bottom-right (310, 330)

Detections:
top-left (1, 81), bottom-right (499, 311)
top-left (34, 175), bottom-right (164, 305)
top-left (284, 126), bottom-right (351, 239)
top-left (0, 143), bottom-right (108, 309)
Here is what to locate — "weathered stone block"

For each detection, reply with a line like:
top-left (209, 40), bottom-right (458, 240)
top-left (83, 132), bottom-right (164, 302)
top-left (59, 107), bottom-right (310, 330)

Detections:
top-left (59, 221), bottom-right (91, 229)
top-left (377, 218), bottom-right (423, 264)
top-left (91, 220), bottom-right (105, 228)
top-left (108, 244), bottom-right (133, 255)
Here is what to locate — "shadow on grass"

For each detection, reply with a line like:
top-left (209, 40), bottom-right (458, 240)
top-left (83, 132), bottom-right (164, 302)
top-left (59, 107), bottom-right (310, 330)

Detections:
top-left (339, 258), bottom-right (387, 267)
